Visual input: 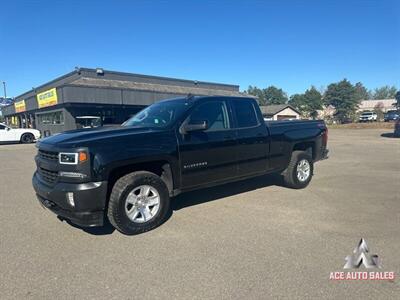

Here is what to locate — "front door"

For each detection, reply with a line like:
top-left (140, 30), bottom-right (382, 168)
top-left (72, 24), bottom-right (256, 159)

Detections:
top-left (177, 99), bottom-right (237, 189)
top-left (0, 124), bottom-right (15, 142)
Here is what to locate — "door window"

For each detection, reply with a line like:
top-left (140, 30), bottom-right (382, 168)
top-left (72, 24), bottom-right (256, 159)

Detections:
top-left (188, 101), bottom-right (230, 132)
top-left (232, 100), bottom-right (259, 128)
top-left (0, 124), bottom-right (6, 130)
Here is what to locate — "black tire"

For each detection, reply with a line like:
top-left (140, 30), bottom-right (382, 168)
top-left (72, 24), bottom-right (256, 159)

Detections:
top-left (20, 133), bottom-right (34, 144)
top-left (282, 151), bottom-right (314, 189)
top-left (107, 171), bottom-right (171, 235)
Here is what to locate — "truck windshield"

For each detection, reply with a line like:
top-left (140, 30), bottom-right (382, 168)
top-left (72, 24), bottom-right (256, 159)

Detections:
top-left (122, 99), bottom-right (191, 128)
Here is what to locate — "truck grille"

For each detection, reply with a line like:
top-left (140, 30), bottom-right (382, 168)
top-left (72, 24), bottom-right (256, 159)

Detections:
top-left (38, 150), bottom-right (59, 161)
top-left (38, 167), bottom-right (58, 184)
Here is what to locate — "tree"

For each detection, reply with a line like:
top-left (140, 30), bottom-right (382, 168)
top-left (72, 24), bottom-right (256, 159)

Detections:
top-left (264, 86), bottom-right (288, 105)
top-left (289, 93), bottom-right (307, 114)
top-left (354, 82), bottom-right (370, 100)
top-left (289, 87), bottom-right (323, 119)
top-left (303, 87), bottom-right (323, 119)
top-left (372, 85), bottom-right (397, 99)
top-left (324, 79), bottom-right (359, 123)
top-left (247, 85), bottom-right (288, 105)
top-left (247, 86), bottom-right (266, 105)
top-left (373, 102), bottom-right (384, 121)
top-left (395, 91), bottom-right (400, 109)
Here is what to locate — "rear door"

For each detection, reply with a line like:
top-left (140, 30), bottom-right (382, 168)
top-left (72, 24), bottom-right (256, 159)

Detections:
top-left (177, 99), bottom-right (237, 188)
top-left (230, 99), bottom-right (269, 176)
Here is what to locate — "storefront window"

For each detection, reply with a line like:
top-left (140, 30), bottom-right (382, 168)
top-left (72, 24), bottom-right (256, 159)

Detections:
top-left (38, 111), bottom-right (64, 125)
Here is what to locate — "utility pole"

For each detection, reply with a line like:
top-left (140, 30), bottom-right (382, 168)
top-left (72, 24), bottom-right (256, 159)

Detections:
top-left (2, 81), bottom-right (6, 99)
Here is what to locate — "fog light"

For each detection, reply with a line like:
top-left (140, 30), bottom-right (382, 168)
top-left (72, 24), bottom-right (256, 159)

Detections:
top-left (59, 171), bottom-right (87, 178)
top-left (66, 192), bottom-right (75, 207)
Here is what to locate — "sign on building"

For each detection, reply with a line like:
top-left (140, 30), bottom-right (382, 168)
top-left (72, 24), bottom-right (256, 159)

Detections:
top-left (14, 99), bottom-right (26, 113)
top-left (37, 88), bottom-right (58, 109)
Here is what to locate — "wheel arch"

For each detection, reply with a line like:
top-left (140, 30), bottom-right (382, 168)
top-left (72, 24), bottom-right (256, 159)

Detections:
top-left (20, 131), bottom-right (34, 142)
top-left (292, 141), bottom-right (316, 160)
top-left (107, 159), bottom-right (175, 197)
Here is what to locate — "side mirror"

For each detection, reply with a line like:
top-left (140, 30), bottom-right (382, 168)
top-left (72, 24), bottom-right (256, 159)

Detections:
top-left (180, 120), bottom-right (208, 134)
top-left (6, 127), bottom-right (11, 131)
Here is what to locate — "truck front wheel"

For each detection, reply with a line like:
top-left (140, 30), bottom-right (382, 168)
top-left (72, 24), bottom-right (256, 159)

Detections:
top-left (107, 171), bottom-right (171, 235)
top-left (282, 151), bottom-right (314, 189)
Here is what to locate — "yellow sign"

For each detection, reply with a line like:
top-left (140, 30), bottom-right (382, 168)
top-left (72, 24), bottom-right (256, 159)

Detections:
top-left (14, 99), bottom-right (26, 113)
top-left (37, 88), bottom-right (58, 109)
top-left (11, 116), bottom-right (18, 126)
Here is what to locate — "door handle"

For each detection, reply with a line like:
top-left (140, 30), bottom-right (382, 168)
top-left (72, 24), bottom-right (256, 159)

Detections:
top-left (223, 136), bottom-right (233, 140)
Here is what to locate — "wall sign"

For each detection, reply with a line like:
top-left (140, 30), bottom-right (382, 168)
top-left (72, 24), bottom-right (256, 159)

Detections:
top-left (37, 88), bottom-right (58, 109)
top-left (14, 99), bottom-right (26, 113)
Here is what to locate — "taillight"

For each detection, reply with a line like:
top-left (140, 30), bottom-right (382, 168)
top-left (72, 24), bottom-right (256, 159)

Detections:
top-left (322, 128), bottom-right (328, 146)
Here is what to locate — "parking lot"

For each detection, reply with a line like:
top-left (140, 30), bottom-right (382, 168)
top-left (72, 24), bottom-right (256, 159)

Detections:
top-left (0, 128), bottom-right (399, 299)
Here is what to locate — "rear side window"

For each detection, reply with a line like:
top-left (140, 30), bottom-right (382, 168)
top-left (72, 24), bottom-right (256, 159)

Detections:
top-left (232, 100), bottom-right (259, 128)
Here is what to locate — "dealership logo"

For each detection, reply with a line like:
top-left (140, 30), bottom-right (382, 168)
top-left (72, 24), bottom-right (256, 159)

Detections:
top-left (329, 238), bottom-right (395, 281)
top-left (343, 238), bottom-right (380, 269)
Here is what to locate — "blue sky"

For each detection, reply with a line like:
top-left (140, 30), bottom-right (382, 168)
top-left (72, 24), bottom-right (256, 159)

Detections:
top-left (0, 0), bottom-right (399, 97)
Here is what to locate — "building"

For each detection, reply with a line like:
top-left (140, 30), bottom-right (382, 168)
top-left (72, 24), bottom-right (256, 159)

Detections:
top-left (260, 104), bottom-right (301, 120)
top-left (357, 99), bottom-right (396, 113)
top-left (317, 99), bottom-right (397, 121)
top-left (0, 68), bottom-right (242, 136)
top-left (317, 105), bottom-right (336, 120)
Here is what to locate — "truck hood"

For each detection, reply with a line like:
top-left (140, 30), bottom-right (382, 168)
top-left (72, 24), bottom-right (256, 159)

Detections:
top-left (38, 126), bottom-right (161, 148)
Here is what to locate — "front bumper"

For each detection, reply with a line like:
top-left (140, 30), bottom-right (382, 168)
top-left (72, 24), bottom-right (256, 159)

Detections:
top-left (32, 172), bottom-right (107, 227)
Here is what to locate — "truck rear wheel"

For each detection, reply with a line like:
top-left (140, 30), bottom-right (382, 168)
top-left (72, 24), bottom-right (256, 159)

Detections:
top-left (282, 151), bottom-right (313, 189)
top-left (107, 171), bottom-right (171, 235)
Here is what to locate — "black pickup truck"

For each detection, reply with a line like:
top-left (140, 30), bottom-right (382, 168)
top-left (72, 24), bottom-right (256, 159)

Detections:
top-left (33, 96), bottom-right (328, 234)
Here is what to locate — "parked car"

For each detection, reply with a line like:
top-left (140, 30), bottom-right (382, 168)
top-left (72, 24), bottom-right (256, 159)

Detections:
top-left (384, 110), bottom-right (400, 122)
top-left (33, 96), bottom-right (329, 235)
top-left (76, 116), bottom-right (102, 129)
top-left (394, 119), bottom-right (400, 137)
top-left (0, 123), bottom-right (41, 143)
top-left (359, 111), bottom-right (378, 122)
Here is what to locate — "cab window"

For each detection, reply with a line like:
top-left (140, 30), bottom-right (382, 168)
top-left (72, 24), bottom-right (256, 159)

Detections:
top-left (232, 100), bottom-right (259, 128)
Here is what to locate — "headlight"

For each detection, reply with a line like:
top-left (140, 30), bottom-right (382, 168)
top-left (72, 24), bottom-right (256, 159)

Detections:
top-left (59, 151), bottom-right (88, 165)
top-left (59, 153), bottom-right (78, 164)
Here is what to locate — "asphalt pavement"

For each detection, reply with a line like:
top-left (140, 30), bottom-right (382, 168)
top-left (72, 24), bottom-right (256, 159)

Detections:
top-left (0, 129), bottom-right (399, 299)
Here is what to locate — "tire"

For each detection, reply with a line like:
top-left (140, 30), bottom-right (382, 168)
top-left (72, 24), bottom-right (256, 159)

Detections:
top-left (20, 133), bottom-right (34, 144)
top-left (282, 151), bottom-right (314, 189)
top-left (107, 171), bottom-right (171, 235)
